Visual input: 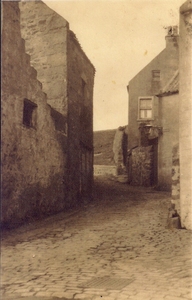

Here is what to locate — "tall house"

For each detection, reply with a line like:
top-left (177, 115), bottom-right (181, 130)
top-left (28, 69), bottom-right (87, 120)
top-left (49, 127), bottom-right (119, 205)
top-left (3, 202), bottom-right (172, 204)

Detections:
top-left (127, 27), bottom-right (179, 191)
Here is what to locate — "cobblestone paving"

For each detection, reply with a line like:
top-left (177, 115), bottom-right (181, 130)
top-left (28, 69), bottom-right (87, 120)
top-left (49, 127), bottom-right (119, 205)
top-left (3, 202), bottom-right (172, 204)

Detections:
top-left (1, 178), bottom-right (192, 300)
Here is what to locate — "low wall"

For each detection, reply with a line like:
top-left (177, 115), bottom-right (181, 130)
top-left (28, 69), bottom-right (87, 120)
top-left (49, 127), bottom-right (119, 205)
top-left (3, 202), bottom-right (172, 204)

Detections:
top-left (94, 165), bottom-right (117, 177)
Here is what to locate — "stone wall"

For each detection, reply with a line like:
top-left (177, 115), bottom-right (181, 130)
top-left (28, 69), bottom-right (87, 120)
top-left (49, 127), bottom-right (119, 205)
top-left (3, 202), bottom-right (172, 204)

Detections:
top-left (129, 146), bottom-right (154, 187)
top-left (67, 30), bottom-right (95, 202)
top-left (19, 1), bottom-right (95, 205)
top-left (2, 1), bottom-right (67, 228)
top-left (171, 143), bottom-right (180, 214)
top-left (19, 1), bottom-right (68, 115)
top-left (158, 93), bottom-right (179, 191)
top-left (179, 0), bottom-right (192, 230)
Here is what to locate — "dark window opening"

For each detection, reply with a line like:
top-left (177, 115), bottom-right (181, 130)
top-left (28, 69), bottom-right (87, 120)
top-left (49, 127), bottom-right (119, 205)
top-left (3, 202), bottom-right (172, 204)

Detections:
top-left (23, 99), bottom-right (37, 128)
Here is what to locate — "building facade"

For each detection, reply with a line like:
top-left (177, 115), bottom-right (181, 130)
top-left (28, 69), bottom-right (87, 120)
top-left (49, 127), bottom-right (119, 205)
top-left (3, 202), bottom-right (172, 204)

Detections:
top-left (127, 27), bottom-right (179, 191)
top-left (128, 1), bottom-right (192, 230)
top-left (2, 1), bottom-right (95, 228)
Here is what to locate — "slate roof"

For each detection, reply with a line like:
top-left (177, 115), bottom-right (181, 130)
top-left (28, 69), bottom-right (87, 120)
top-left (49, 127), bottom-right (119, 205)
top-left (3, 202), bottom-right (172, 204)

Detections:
top-left (158, 70), bottom-right (179, 96)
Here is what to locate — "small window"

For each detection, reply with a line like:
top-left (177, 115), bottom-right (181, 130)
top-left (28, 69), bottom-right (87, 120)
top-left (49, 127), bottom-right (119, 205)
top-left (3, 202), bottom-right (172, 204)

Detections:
top-left (138, 97), bottom-right (153, 120)
top-left (23, 99), bottom-right (37, 128)
top-left (152, 70), bottom-right (160, 81)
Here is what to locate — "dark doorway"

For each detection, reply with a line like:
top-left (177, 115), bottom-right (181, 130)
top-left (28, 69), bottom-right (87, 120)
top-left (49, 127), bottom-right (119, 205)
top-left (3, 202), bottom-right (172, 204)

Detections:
top-left (79, 144), bottom-right (93, 200)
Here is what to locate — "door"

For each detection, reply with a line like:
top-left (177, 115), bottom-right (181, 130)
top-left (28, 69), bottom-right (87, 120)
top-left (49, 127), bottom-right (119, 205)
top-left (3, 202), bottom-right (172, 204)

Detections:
top-left (79, 145), bottom-right (93, 200)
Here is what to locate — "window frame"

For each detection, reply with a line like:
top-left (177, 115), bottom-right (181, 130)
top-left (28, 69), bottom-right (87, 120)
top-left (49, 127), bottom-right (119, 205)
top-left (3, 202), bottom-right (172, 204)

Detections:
top-left (137, 96), bottom-right (154, 121)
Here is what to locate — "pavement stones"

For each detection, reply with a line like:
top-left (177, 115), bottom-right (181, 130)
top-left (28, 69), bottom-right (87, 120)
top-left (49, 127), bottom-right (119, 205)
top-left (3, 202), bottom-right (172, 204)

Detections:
top-left (1, 177), bottom-right (192, 300)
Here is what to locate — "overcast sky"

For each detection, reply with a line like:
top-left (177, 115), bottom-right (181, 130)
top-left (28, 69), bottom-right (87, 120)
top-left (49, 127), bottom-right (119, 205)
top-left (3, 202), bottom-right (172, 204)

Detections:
top-left (45, 0), bottom-right (184, 131)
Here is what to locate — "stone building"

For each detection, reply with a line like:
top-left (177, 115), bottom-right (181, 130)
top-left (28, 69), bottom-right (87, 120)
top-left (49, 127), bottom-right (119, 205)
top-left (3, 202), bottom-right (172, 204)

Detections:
top-left (127, 0), bottom-right (192, 230)
top-left (127, 27), bottom-right (179, 190)
top-left (2, 1), bottom-right (95, 228)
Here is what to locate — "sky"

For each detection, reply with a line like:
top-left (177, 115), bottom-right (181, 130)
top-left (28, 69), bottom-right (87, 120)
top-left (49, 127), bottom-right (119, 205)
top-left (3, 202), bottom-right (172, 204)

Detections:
top-left (45, 0), bottom-right (184, 131)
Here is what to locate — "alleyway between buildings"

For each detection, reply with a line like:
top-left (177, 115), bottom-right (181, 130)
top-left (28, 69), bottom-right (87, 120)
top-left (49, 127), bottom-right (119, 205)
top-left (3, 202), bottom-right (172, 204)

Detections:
top-left (1, 177), bottom-right (192, 300)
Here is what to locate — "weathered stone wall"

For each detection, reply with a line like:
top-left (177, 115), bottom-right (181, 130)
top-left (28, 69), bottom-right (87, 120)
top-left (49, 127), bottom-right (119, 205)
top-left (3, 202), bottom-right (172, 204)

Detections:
top-left (128, 34), bottom-right (179, 150)
top-left (179, 0), bottom-right (192, 230)
top-left (158, 93), bottom-right (179, 191)
top-left (67, 30), bottom-right (95, 202)
top-left (19, 1), bottom-right (95, 205)
top-left (19, 1), bottom-right (68, 115)
top-left (130, 146), bottom-right (154, 187)
top-left (2, 1), bottom-right (67, 228)
top-left (171, 143), bottom-right (180, 214)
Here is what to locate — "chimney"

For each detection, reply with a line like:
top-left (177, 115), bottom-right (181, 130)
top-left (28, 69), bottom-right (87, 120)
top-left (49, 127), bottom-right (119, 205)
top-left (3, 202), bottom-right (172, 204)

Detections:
top-left (165, 26), bottom-right (179, 48)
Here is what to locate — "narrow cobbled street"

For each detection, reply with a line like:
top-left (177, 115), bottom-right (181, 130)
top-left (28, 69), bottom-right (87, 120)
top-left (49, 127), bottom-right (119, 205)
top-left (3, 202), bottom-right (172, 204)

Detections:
top-left (1, 177), bottom-right (192, 300)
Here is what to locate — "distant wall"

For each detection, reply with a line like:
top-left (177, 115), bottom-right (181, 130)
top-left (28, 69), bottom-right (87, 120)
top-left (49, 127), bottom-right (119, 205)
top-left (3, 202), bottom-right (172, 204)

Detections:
top-left (2, 1), bottom-right (67, 227)
top-left (94, 165), bottom-right (117, 177)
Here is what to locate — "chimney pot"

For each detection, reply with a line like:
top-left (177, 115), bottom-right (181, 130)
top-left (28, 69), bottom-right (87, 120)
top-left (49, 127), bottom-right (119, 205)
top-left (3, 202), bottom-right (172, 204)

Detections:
top-left (167, 26), bottom-right (178, 36)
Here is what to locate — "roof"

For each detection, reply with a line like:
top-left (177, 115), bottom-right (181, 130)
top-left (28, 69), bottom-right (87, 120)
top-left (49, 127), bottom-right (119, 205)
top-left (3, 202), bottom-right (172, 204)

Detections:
top-left (157, 70), bottom-right (179, 96)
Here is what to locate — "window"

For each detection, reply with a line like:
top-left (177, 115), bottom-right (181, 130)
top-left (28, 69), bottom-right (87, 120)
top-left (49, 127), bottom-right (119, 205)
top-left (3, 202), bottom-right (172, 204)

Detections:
top-left (152, 70), bottom-right (160, 81)
top-left (23, 99), bottom-right (37, 128)
top-left (138, 97), bottom-right (153, 120)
